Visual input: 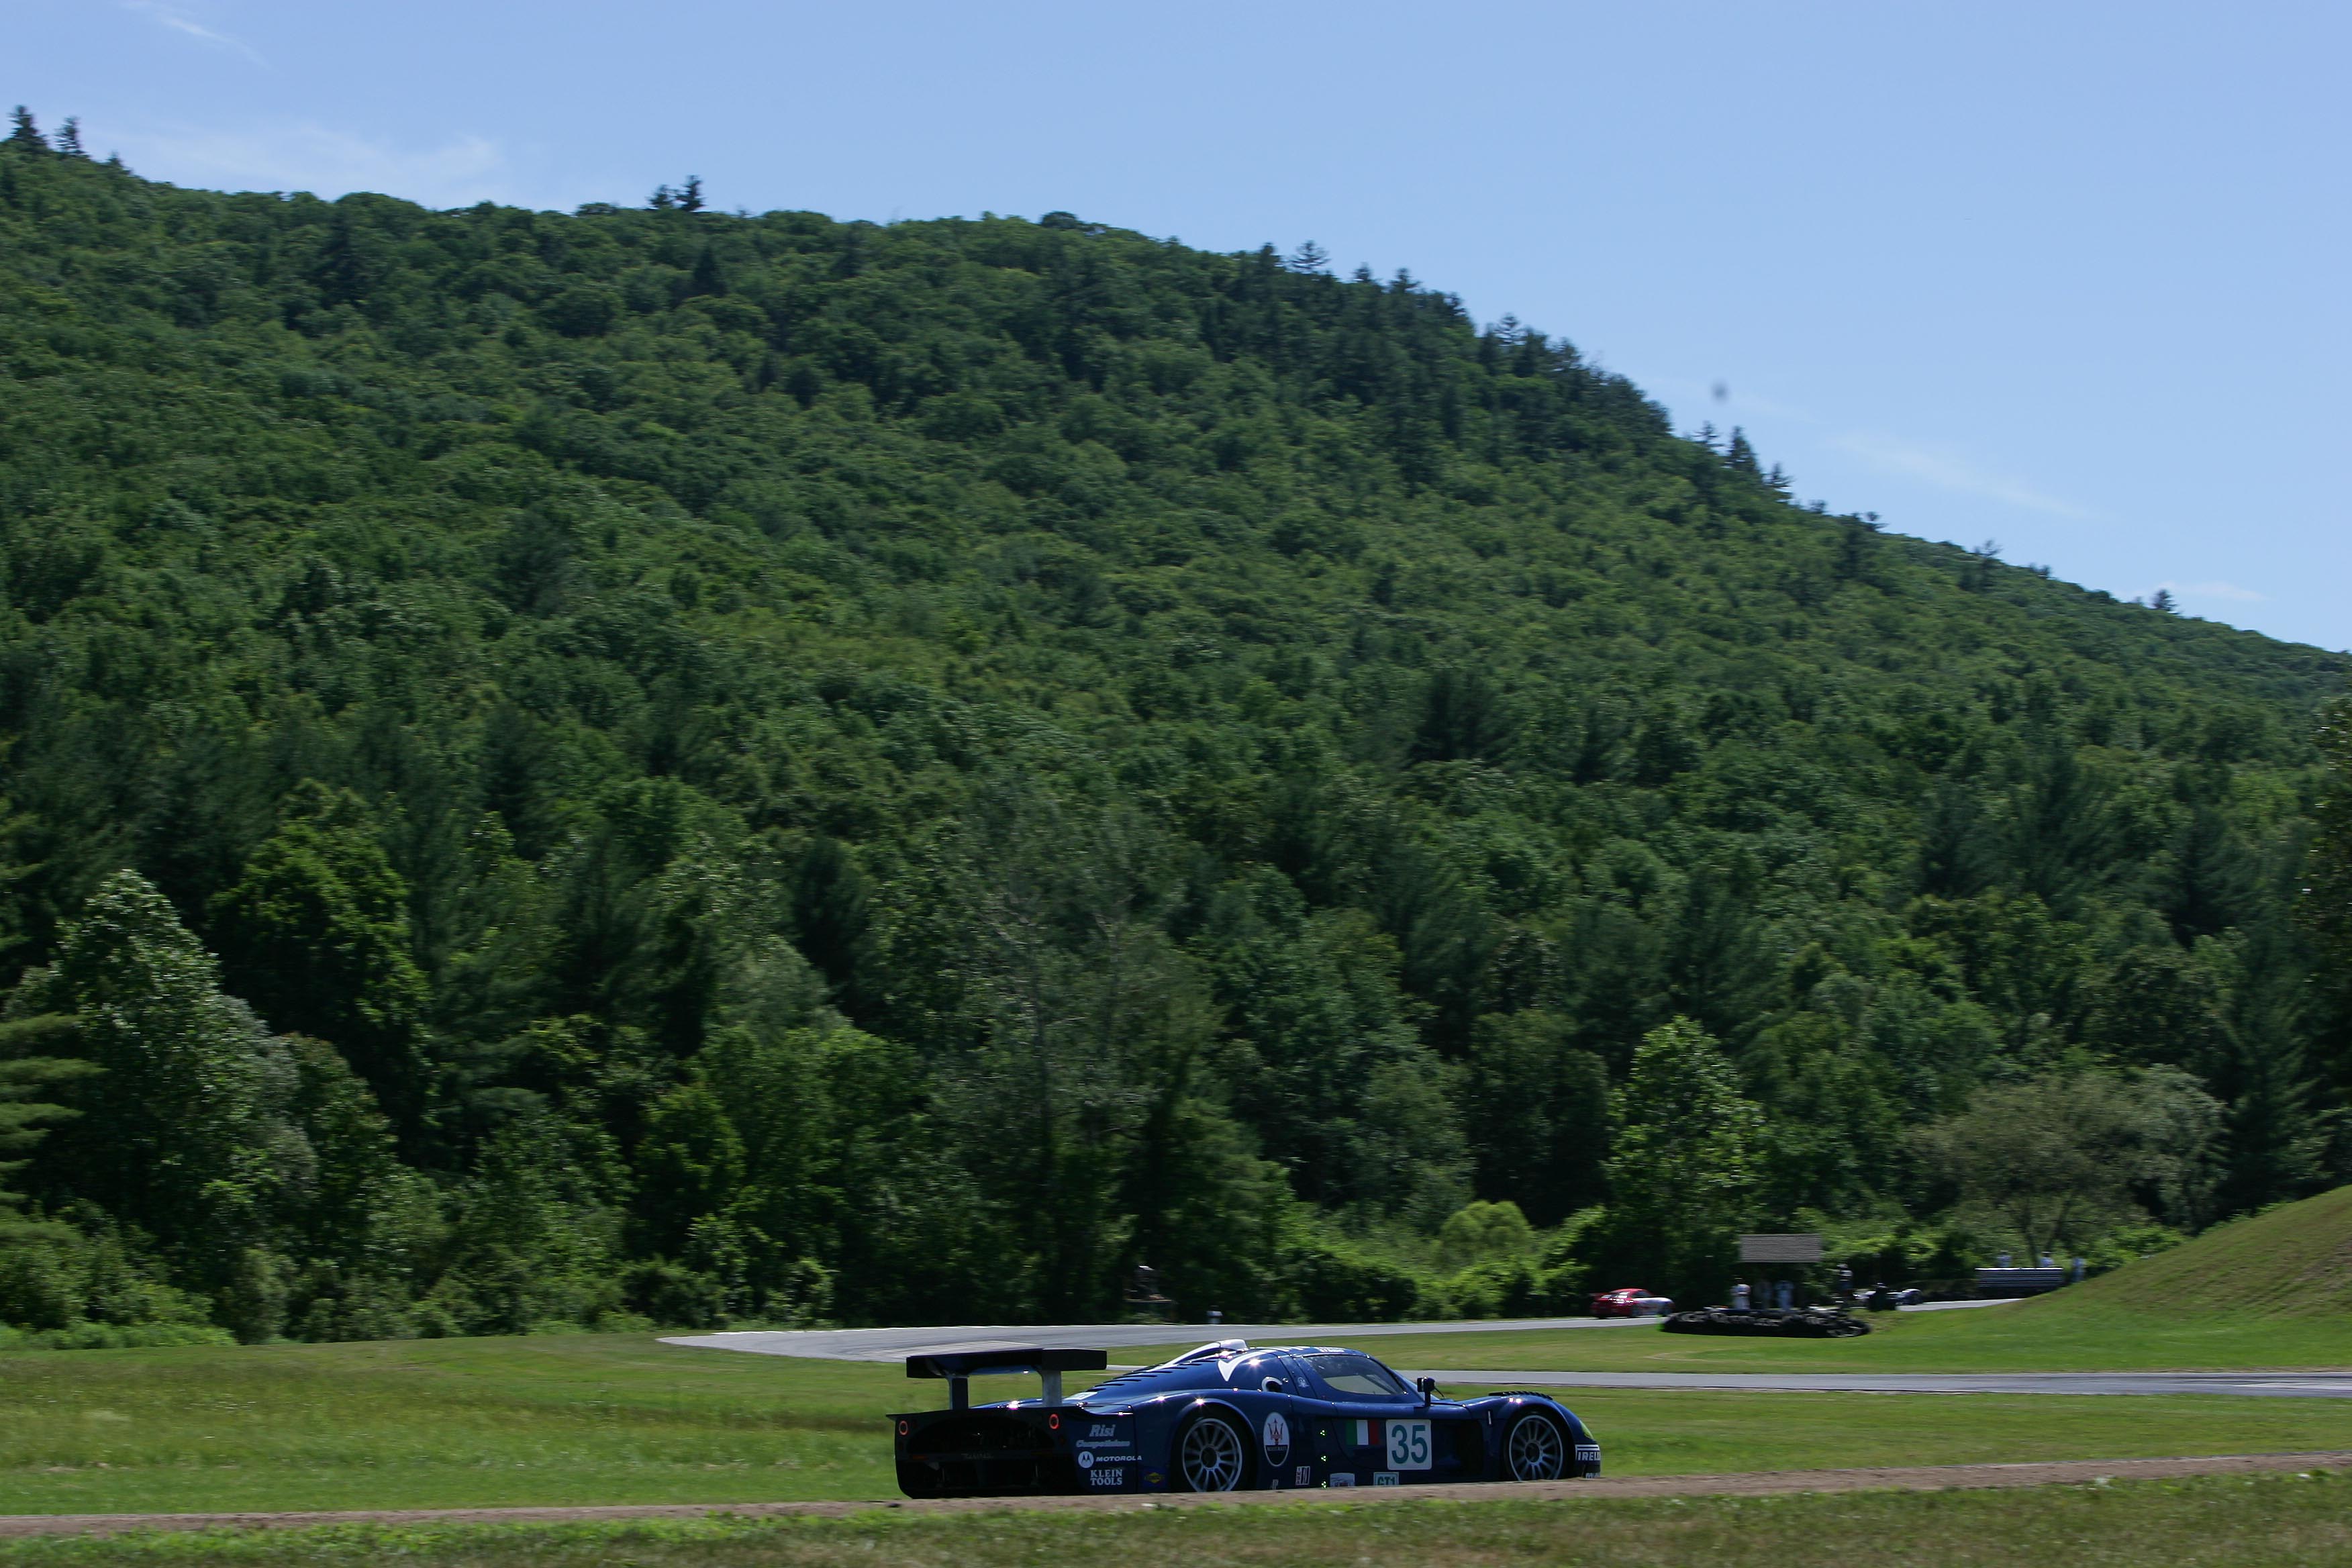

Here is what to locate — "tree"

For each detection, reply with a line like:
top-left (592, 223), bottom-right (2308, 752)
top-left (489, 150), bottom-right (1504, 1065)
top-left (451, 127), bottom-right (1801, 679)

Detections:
top-left (2307, 698), bottom-right (2352, 1094)
top-left (279, 1035), bottom-right (439, 1340)
top-left (2204, 921), bottom-right (2327, 1214)
top-left (1911, 1067), bottom-right (2222, 1257)
top-left (209, 784), bottom-right (432, 1136)
top-left (679, 176), bottom-right (705, 213)
top-left (1601, 1018), bottom-right (1765, 1298)
top-left (790, 836), bottom-right (875, 1020)
top-left (311, 211), bottom-right (373, 308)
top-left (434, 1107), bottom-right (622, 1334)
top-left (0, 1016), bottom-right (97, 1241)
top-left (1206, 872), bottom-right (1448, 1212)
top-left (5, 107), bottom-right (45, 154)
top-left (1435, 1199), bottom-right (1534, 1271)
top-left (13, 871), bottom-right (305, 1292)
top-left (1724, 427), bottom-right (1760, 476)
top-left (53, 118), bottom-right (85, 158)
top-left (1915, 777), bottom-right (1996, 899)
top-left (1630, 700), bottom-right (1700, 785)
top-left (1463, 1010), bottom-right (1608, 1224)
top-left (2156, 806), bottom-right (2257, 945)
top-left (2007, 740), bottom-right (2110, 911)
top-left (1661, 861), bottom-right (1772, 1046)
top-left (1410, 665), bottom-right (1512, 763)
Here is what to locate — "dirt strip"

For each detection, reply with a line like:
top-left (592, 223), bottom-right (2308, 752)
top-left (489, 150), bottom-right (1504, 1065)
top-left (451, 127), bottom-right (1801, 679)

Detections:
top-left (4, 1451), bottom-right (2347, 1539)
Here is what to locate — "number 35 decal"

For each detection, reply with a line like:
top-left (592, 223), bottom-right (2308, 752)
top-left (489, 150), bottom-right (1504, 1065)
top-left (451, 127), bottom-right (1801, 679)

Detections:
top-left (1385, 1419), bottom-right (1432, 1471)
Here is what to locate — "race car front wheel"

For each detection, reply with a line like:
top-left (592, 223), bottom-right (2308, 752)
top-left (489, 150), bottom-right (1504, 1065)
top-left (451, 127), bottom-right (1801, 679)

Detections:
top-left (1175, 1410), bottom-right (1250, 1491)
top-left (1505, 1412), bottom-right (1568, 1481)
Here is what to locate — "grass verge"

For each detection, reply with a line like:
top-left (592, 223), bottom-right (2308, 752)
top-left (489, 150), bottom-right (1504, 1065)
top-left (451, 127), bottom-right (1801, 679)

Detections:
top-left (11, 1336), bottom-right (2352, 1515)
top-left (2, 1473), bottom-right (2348, 1565)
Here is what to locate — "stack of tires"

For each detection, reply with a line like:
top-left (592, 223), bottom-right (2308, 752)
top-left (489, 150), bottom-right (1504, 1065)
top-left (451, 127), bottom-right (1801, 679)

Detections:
top-left (1661, 1306), bottom-right (1869, 1338)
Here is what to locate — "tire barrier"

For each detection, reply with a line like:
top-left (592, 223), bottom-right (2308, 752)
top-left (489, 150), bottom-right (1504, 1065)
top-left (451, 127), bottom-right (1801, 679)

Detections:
top-left (1660, 1306), bottom-right (1871, 1338)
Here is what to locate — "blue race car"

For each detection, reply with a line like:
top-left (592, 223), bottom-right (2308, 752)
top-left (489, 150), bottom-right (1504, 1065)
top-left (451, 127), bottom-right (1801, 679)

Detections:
top-left (891, 1338), bottom-right (1600, 1497)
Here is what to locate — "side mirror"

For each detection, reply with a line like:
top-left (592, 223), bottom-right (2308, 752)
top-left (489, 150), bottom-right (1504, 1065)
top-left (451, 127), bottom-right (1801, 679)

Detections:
top-left (1416, 1376), bottom-right (1437, 1403)
top-left (1261, 1376), bottom-right (1286, 1393)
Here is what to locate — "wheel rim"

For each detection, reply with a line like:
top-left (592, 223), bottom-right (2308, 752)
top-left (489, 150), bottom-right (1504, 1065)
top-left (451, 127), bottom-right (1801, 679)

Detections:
top-left (1179, 1416), bottom-right (1245, 1491)
top-left (1508, 1416), bottom-right (1565, 1480)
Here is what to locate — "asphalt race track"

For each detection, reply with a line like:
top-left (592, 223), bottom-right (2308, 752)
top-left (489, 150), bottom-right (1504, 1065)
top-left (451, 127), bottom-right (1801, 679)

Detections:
top-left (667, 1309), bottom-right (2352, 1400)
top-left (663, 1316), bottom-right (1656, 1362)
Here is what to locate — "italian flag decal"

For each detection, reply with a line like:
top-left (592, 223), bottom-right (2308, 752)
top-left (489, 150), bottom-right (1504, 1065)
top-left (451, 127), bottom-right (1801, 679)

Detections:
top-left (1351, 1420), bottom-right (1374, 1448)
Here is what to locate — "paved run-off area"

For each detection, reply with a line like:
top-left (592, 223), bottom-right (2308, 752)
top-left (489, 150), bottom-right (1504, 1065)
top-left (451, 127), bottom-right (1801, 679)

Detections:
top-left (669, 1314), bottom-right (2352, 1400)
top-left (3, 1451), bottom-right (2346, 1538)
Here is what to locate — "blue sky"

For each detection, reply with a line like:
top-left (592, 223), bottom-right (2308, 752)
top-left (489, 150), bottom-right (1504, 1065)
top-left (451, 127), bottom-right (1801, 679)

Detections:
top-left (15, 1), bottom-right (2349, 652)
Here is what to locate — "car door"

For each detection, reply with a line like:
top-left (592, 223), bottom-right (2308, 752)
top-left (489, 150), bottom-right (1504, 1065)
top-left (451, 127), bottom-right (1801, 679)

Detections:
top-left (1291, 1352), bottom-right (1429, 1487)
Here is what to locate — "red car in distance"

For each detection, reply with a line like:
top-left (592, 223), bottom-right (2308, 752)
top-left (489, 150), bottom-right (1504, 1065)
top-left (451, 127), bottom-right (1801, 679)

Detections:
top-left (1590, 1287), bottom-right (1673, 1318)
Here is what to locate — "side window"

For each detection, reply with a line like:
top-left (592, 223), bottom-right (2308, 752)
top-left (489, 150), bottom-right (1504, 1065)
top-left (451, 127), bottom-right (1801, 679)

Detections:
top-left (1304, 1353), bottom-right (1410, 1398)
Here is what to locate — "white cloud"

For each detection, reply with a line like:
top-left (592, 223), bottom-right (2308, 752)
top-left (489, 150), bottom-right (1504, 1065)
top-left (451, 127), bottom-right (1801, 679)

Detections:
top-left (2159, 579), bottom-right (2266, 603)
top-left (116, 123), bottom-right (512, 208)
top-left (121, 1), bottom-right (266, 66)
top-left (1830, 430), bottom-right (2093, 520)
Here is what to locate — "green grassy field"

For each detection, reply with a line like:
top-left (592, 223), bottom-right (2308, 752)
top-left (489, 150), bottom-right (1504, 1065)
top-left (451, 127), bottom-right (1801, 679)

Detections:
top-left (7, 1335), bottom-right (2352, 1517)
top-left (3, 1474), bottom-right (2348, 1566)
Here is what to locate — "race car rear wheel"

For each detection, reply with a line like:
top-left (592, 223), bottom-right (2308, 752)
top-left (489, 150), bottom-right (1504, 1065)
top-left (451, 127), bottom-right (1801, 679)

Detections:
top-left (1504, 1412), bottom-right (1568, 1481)
top-left (1175, 1410), bottom-right (1251, 1491)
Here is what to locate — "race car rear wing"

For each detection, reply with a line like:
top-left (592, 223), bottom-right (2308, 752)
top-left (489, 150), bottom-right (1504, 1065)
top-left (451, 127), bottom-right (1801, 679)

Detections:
top-left (903, 1342), bottom-right (1110, 1409)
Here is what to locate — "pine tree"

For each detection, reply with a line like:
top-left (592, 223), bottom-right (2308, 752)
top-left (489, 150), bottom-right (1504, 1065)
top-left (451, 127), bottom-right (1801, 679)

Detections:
top-left (54, 117), bottom-right (85, 158)
top-left (5, 107), bottom-right (46, 154)
top-left (1916, 777), bottom-right (1997, 899)
top-left (0, 1016), bottom-right (98, 1240)
top-left (2308, 699), bottom-right (2352, 1098)
top-left (2008, 739), bottom-right (2110, 911)
top-left (2158, 806), bottom-right (2257, 945)
top-left (1285, 240), bottom-right (1329, 273)
top-left (679, 175), bottom-right (705, 213)
top-left (312, 211), bottom-right (371, 307)
top-left (1725, 427), bottom-right (1760, 475)
top-left (791, 835), bottom-right (874, 1018)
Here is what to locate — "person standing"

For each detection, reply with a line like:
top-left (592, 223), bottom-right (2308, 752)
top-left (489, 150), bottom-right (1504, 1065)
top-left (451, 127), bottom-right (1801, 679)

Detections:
top-left (1731, 1279), bottom-right (1751, 1312)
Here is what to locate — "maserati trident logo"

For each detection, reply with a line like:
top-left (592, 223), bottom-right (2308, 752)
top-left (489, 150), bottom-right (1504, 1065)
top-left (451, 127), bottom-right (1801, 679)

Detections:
top-left (1262, 1410), bottom-right (1291, 1467)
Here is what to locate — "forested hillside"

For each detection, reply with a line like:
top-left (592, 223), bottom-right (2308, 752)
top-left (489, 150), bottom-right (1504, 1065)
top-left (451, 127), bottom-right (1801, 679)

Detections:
top-left (1, 115), bottom-right (2346, 1341)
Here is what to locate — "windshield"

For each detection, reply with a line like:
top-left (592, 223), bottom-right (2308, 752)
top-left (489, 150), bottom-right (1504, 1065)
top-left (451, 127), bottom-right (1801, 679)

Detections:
top-left (1303, 1353), bottom-right (1410, 1398)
